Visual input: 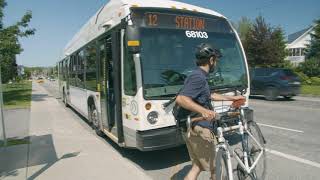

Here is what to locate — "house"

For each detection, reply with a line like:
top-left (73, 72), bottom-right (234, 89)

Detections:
top-left (286, 26), bottom-right (315, 66)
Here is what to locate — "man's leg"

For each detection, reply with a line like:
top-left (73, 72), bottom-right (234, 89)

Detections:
top-left (184, 162), bottom-right (201, 180)
top-left (210, 134), bottom-right (217, 180)
top-left (210, 170), bottom-right (216, 180)
top-left (190, 126), bottom-right (217, 180)
top-left (183, 128), bottom-right (203, 180)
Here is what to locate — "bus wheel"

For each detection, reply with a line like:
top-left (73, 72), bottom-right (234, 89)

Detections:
top-left (89, 104), bottom-right (103, 136)
top-left (63, 91), bottom-right (68, 107)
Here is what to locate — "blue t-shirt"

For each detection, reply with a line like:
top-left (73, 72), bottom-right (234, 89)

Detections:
top-left (179, 67), bottom-right (214, 130)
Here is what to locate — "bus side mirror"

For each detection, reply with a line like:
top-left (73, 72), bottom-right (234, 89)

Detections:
top-left (126, 26), bottom-right (140, 54)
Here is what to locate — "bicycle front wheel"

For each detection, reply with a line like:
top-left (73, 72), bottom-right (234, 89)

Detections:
top-left (215, 148), bottom-right (230, 180)
top-left (247, 121), bottom-right (267, 180)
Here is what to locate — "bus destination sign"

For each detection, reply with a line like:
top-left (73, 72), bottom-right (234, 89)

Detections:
top-left (145, 13), bottom-right (206, 30)
top-left (131, 9), bottom-right (232, 34)
top-left (146, 13), bottom-right (206, 30)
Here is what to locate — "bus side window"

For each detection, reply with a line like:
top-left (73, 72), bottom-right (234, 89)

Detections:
top-left (59, 62), bottom-right (62, 80)
top-left (77, 50), bottom-right (85, 88)
top-left (85, 44), bottom-right (97, 91)
top-left (69, 56), bottom-right (77, 86)
top-left (62, 61), bottom-right (65, 81)
top-left (124, 52), bottom-right (137, 96)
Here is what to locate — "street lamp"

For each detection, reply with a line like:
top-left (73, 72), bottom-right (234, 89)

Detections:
top-left (0, 61), bottom-right (7, 147)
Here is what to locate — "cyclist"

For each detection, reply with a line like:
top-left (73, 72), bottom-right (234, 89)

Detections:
top-left (176, 43), bottom-right (245, 180)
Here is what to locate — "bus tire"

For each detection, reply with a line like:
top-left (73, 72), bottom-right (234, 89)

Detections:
top-left (63, 90), bottom-right (68, 107)
top-left (89, 103), bottom-right (103, 137)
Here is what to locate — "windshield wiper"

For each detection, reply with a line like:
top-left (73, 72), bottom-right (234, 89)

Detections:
top-left (147, 94), bottom-right (176, 99)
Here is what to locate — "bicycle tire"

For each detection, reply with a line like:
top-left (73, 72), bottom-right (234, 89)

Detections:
top-left (246, 121), bottom-right (267, 180)
top-left (215, 148), bottom-right (230, 180)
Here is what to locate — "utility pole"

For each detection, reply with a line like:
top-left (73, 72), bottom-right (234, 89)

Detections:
top-left (0, 63), bottom-right (7, 147)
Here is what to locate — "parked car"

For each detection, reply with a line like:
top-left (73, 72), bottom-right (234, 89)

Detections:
top-left (250, 68), bottom-right (301, 100)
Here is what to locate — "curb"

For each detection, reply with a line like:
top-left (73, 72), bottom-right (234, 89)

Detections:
top-left (299, 94), bottom-right (320, 98)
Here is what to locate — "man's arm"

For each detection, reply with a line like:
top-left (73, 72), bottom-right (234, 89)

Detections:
top-left (176, 95), bottom-right (215, 120)
top-left (211, 93), bottom-right (245, 101)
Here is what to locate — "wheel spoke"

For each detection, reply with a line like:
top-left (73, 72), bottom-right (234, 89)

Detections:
top-left (246, 121), bottom-right (267, 180)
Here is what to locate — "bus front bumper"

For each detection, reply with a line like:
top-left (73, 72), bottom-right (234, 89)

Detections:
top-left (136, 126), bottom-right (185, 151)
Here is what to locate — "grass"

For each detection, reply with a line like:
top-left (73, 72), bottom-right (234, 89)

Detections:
top-left (301, 85), bottom-right (320, 96)
top-left (2, 81), bottom-right (32, 109)
top-left (0, 138), bottom-right (30, 147)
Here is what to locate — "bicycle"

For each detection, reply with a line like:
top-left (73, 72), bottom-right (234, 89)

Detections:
top-left (187, 107), bottom-right (267, 180)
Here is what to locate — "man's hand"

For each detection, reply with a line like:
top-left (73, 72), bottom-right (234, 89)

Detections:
top-left (201, 109), bottom-right (216, 121)
top-left (231, 96), bottom-right (246, 108)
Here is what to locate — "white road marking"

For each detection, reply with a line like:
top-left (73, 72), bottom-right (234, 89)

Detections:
top-left (266, 148), bottom-right (320, 169)
top-left (257, 123), bottom-right (304, 133)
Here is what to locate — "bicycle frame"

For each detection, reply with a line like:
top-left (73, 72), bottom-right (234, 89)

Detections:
top-left (215, 109), bottom-right (265, 180)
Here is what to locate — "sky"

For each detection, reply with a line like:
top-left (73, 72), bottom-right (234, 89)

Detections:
top-left (3, 0), bottom-right (320, 67)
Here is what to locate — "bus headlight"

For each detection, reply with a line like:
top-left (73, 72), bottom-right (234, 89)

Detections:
top-left (147, 111), bottom-right (159, 125)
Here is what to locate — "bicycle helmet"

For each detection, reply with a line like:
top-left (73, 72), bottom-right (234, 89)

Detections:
top-left (195, 43), bottom-right (222, 59)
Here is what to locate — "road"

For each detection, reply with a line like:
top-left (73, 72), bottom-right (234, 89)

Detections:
top-left (41, 80), bottom-right (320, 180)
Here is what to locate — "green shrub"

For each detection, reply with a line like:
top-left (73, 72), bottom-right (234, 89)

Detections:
top-left (298, 58), bottom-right (320, 77)
top-left (310, 77), bottom-right (320, 86)
top-left (295, 72), bottom-right (311, 85)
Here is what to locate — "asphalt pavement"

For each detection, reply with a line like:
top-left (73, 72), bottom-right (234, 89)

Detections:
top-left (250, 95), bottom-right (320, 180)
top-left (39, 80), bottom-right (320, 180)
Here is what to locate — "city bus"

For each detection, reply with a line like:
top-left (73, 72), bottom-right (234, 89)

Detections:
top-left (58, 0), bottom-right (250, 151)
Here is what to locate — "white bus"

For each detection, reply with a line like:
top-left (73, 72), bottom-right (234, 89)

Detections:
top-left (58, 0), bottom-right (250, 151)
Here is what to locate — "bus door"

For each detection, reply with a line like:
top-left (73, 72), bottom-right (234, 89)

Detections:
top-left (98, 36), bottom-right (117, 135)
top-left (99, 31), bottom-right (124, 144)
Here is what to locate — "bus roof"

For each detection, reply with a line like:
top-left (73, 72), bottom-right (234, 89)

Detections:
top-left (62, 0), bottom-right (226, 59)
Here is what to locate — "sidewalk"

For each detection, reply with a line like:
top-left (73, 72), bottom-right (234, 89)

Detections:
top-left (294, 95), bottom-right (320, 102)
top-left (1, 82), bottom-right (151, 180)
top-left (3, 109), bottom-right (30, 139)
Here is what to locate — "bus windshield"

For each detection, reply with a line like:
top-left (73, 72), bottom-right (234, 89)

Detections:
top-left (131, 9), bottom-right (248, 99)
top-left (140, 28), bottom-right (247, 99)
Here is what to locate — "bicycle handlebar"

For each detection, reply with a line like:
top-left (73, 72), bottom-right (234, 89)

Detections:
top-left (190, 111), bottom-right (240, 122)
top-left (188, 99), bottom-right (245, 125)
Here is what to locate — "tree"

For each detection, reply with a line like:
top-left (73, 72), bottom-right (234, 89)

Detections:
top-left (298, 57), bottom-right (320, 77)
top-left (0, 0), bottom-right (35, 83)
top-left (244, 16), bottom-right (287, 68)
top-left (305, 18), bottom-right (320, 59)
top-left (269, 27), bottom-right (288, 67)
top-left (235, 17), bottom-right (252, 44)
top-left (24, 67), bottom-right (32, 79)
